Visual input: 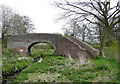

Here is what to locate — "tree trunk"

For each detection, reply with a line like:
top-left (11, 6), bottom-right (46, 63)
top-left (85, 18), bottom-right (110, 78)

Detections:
top-left (82, 28), bottom-right (85, 42)
top-left (2, 33), bottom-right (5, 54)
top-left (100, 28), bottom-right (110, 57)
top-left (118, 37), bottom-right (120, 57)
top-left (2, 33), bottom-right (7, 54)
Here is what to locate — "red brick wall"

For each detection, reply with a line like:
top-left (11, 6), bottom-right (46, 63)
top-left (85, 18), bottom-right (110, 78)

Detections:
top-left (13, 47), bottom-right (26, 55)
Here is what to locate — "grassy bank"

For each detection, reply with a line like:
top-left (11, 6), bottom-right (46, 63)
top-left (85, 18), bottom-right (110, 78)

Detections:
top-left (13, 49), bottom-right (119, 83)
top-left (2, 43), bottom-right (119, 83)
top-left (2, 50), bottom-right (33, 77)
top-left (2, 48), bottom-right (54, 78)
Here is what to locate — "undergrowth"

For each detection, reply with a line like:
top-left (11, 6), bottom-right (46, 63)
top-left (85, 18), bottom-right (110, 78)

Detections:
top-left (14, 53), bottom-right (119, 83)
top-left (2, 46), bottom-right (119, 83)
top-left (2, 50), bottom-right (33, 77)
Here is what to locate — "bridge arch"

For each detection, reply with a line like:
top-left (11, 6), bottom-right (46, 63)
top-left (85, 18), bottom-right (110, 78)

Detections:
top-left (27, 41), bottom-right (56, 55)
top-left (7, 33), bottom-right (99, 59)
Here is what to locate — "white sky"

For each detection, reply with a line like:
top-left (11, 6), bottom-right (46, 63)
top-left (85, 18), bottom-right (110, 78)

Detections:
top-left (0, 0), bottom-right (64, 34)
top-left (0, 0), bottom-right (119, 37)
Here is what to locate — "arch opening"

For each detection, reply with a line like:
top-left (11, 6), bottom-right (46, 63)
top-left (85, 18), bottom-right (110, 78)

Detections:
top-left (27, 41), bottom-right (56, 56)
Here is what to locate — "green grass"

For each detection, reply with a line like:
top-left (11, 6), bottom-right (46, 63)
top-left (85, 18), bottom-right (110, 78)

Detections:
top-left (91, 57), bottom-right (119, 82)
top-left (2, 44), bottom-right (119, 83)
top-left (2, 58), bottom-right (32, 76)
top-left (2, 50), bottom-right (33, 77)
top-left (31, 49), bottom-right (54, 56)
top-left (13, 49), bottom-right (119, 83)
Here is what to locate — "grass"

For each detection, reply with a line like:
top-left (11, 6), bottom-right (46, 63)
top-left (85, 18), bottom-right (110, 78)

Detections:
top-left (2, 49), bottom-right (33, 77)
top-left (2, 46), bottom-right (54, 77)
top-left (2, 42), bottom-right (119, 83)
top-left (2, 58), bottom-right (32, 76)
top-left (31, 49), bottom-right (54, 56)
top-left (13, 49), bottom-right (119, 83)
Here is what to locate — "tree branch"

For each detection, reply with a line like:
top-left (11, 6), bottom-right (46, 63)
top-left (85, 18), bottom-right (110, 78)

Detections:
top-left (90, 0), bottom-right (103, 16)
top-left (65, 1), bottom-right (106, 25)
top-left (85, 18), bottom-right (104, 27)
top-left (108, 8), bottom-right (120, 19)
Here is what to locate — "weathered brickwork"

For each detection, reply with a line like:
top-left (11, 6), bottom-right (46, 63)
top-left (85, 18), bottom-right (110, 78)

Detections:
top-left (7, 33), bottom-right (99, 59)
top-left (13, 47), bottom-right (26, 55)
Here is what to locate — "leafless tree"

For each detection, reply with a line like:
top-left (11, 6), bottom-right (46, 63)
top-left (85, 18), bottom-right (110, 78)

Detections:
top-left (8, 14), bottom-right (34, 35)
top-left (0, 5), bottom-right (14, 52)
top-left (0, 5), bottom-right (35, 53)
top-left (63, 20), bottom-right (92, 42)
top-left (53, 0), bottom-right (120, 57)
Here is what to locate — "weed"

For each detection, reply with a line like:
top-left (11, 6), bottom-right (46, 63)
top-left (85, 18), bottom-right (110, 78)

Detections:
top-left (4, 48), bottom-right (119, 82)
top-left (48, 67), bottom-right (57, 72)
top-left (14, 73), bottom-right (28, 82)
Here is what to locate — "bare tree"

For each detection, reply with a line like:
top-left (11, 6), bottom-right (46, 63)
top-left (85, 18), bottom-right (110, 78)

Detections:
top-left (63, 20), bottom-right (92, 42)
top-left (53, 0), bottom-right (120, 57)
top-left (7, 14), bottom-right (34, 35)
top-left (0, 5), bottom-right (35, 53)
top-left (0, 5), bottom-right (14, 52)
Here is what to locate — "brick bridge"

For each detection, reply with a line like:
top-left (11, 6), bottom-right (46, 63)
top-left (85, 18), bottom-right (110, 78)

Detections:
top-left (7, 33), bottom-right (99, 59)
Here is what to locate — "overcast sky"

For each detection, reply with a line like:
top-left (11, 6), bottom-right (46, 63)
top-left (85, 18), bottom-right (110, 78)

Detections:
top-left (0, 0), bottom-right (119, 36)
top-left (0, 0), bottom-right (64, 34)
